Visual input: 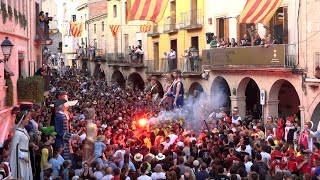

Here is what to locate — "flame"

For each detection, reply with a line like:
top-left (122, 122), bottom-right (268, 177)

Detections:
top-left (138, 118), bottom-right (148, 127)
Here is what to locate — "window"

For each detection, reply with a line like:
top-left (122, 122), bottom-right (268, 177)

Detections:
top-left (94, 24), bottom-right (96, 33)
top-left (102, 21), bottom-right (104, 31)
top-left (72, 15), bottom-right (76, 22)
top-left (113, 5), bottom-right (117, 18)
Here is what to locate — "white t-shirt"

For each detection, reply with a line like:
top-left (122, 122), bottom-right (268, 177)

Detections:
top-left (151, 172), bottom-right (166, 180)
top-left (168, 134), bottom-right (178, 145)
top-left (260, 152), bottom-right (271, 163)
top-left (94, 171), bottom-right (104, 179)
top-left (245, 161), bottom-right (253, 174)
top-left (232, 115), bottom-right (242, 125)
top-left (102, 174), bottom-right (114, 180)
top-left (138, 175), bottom-right (152, 180)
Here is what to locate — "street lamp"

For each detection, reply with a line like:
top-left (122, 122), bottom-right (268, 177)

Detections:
top-left (1, 37), bottom-right (14, 63)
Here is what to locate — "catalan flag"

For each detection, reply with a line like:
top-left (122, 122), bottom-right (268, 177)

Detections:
top-left (126, 0), bottom-right (169, 24)
top-left (69, 22), bottom-right (83, 37)
top-left (140, 24), bottom-right (152, 33)
top-left (109, 25), bottom-right (121, 37)
top-left (239, 0), bottom-right (283, 25)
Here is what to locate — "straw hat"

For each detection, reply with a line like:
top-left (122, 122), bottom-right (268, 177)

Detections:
top-left (155, 153), bottom-right (165, 161)
top-left (134, 153), bottom-right (143, 162)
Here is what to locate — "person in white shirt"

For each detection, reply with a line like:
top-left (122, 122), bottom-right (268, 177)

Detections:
top-left (231, 107), bottom-right (242, 125)
top-left (114, 144), bottom-right (126, 160)
top-left (151, 164), bottom-right (166, 180)
top-left (102, 167), bottom-right (114, 180)
top-left (161, 137), bottom-right (171, 150)
top-left (168, 130), bottom-right (178, 145)
top-left (169, 49), bottom-right (177, 71)
top-left (244, 155), bottom-right (253, 174)
top-left (260, 145), bottom-right (271, 164)
top-left (138, 166), bottom-right (152, 180)
top-left (93, 164), bottom-right (104, 179)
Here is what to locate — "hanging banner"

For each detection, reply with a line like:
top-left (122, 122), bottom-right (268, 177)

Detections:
top-left (109, 25), bottom-right (121, 37)
top-left (140, 24), bottom-right (152, 33)
top-left (239, 0), bottom-right (283, 25)
top-left (126, 0), bottom-right (169, 24)
top-left (69, 22), bottom-right (83, 37)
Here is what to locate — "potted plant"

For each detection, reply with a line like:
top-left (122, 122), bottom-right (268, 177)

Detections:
top-left (7, 5), bottom-right (12, 21)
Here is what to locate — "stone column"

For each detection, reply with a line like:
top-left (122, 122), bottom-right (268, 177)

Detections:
top-left (230, 96), bottom-right (246, 119)
top-left (265, 100), bottom-right (279, 119)
top-left (299, 106), bottom-right (305, 126)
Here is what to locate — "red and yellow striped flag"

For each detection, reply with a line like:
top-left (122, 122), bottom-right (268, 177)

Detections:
top-left (70, 22), bottom-right (83, 37)
top-left (140, 24), bottom-right (152, 33)
top-left (126, 0), bottom-right (169, 24)
top-left (239, 0), bottom-right (283, 25)
top-left (109, 25), bottom-right (121, 37)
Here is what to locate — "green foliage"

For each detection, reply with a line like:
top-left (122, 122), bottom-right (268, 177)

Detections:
top-left (7, 5), bottom-right (12, 21)
top-left (22, 14), bottom-right (27, 29)
top-left (14, 8), bottom-right (18, 24)
top-left (18, 12), bottom-right (23, 28)
top-left (1, 2), bottom-right (8, 24)
top-left (5, 77), bottom-right (13, 106)
top-left (17, 76), bottom-right (45, 103)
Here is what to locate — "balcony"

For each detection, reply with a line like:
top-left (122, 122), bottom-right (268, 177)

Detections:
top-left (106, 53), bottom-right (144, 67)
top-left (147, 25), bottom-right (160, 37)
top-left (177, 57), bottom-right (203, 76)
top-left (163, 17), bottom-right (178, 34)
top-left (202, 45), bottom-right (296, 71)
top-left (145, 58), bottom-right (168, 75)
top-left (180, 10), bottom-right (203, 30)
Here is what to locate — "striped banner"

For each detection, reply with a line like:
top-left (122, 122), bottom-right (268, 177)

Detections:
top-left (140, 24), bottom-right (152, 33)
top-left (69, 22), bottom-right (83, 37)
top-left (239, 0), bottom-right (283, 25)
top-left (109, 25), bottom-right (121, 37)
top-left (126, 0), bottom-right (169, 23)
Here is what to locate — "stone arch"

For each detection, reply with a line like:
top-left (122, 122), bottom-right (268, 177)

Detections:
top-left (111, 70), bottom-right (126, 87)
top-left (93, 64), bottom-right (101, 79)
top-left (210, 76), bottom-right (231, 109)
top-left (269, 79), bottom-right (300, 118)
top-left (235, 77), bottom-right (261, 118)
top-left (188, 82), bottom-right (204, 96)
top-left (311, 102), bottom-right (320, 130)
top-left (127, 72), bottom-right (145, 90)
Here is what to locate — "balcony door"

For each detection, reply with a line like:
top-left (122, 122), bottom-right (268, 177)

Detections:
top-left (191, 0), bottom-right (198, 25)
top-left (153, 42), bottom-right (160, 71)
top-left (216, 18), bottom-right (229, 39)
top-left (170, 39), bottom-right (177, 69)
top-left (268, 7), bottom-right (288, 44)
top-left (191, 36), bottom-right (199, 52)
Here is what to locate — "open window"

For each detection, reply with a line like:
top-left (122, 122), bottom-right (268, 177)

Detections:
top-left (268, 7), bottom-right (288, 44)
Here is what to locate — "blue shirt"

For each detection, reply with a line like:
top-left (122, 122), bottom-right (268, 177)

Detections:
top-left (57, 155), bottom-right (64, 166)
top-left (49, 158), bottom-right (60, 177)
top-left (95, 142), bottom-right (106, 157)
top-left (119, 161), bottom-right (136, 171)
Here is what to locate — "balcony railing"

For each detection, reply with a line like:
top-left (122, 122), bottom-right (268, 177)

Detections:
top-left (178, 57), bottom-right (203, 72)
top-left (145, 58), bottom-right (168, 73)
top-left (180, 10), bottom-right (203, 29)
top-left (202, 44), bottom-right (296, 69)
top-left (163, 17), bottom-right (178, 33)
top-left (147, 25), bottom-right (160, 36)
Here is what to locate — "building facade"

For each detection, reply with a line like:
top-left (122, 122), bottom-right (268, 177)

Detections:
top-left (0, 0), bottom-right (42, 145)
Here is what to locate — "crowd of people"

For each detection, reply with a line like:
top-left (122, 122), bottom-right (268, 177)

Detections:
top-left (0, 66), bottom-right (319, 180)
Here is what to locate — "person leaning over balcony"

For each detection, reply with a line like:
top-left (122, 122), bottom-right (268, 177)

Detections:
top-left (181, 49), bottom-right (190, 72)
top-left (240, 34), bottom-right (251, 46)
top-left (168, 49), bottom-right (176, 71)
top-left (230, 38), bottom-right (238, 47)
top-left (39, 11), bottom-right (45, 39)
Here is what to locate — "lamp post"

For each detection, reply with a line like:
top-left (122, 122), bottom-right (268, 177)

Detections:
top-left (0, 37), bottom-right (14, 63)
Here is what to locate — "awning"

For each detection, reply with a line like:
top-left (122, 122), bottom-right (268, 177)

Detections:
top-left (239, 0), bottom-right (283, 25)
top-left (4, 64), bottom-right (14, 76)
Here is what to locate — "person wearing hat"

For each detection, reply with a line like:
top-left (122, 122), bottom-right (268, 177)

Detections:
top-left (54, 99), bottom-right (78, 160)
top-left (40, 126), bottom-right (57, 171)
top-left (10, 111), bottom-right (35, 180)
top-left (172, 69), bottom-right (184, 108)
top-left (50, 90), bottom-right (67, 126)
top-left (151, 164), bottom-right (166, 180)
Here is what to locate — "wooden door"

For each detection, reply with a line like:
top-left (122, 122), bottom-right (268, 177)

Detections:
top-left (154, 42), bottom-right (160, 71)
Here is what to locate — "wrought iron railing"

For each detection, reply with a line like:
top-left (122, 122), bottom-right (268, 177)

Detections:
top-left (163, 17), bottom-right (177, 32)
top-left (180, 9), bottom-right (204, 29)
top-left (147, 25), bottom-right (160, 36)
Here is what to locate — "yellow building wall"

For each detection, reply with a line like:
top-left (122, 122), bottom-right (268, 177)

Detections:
top-left (147, 0), bottom-right (206, 71)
